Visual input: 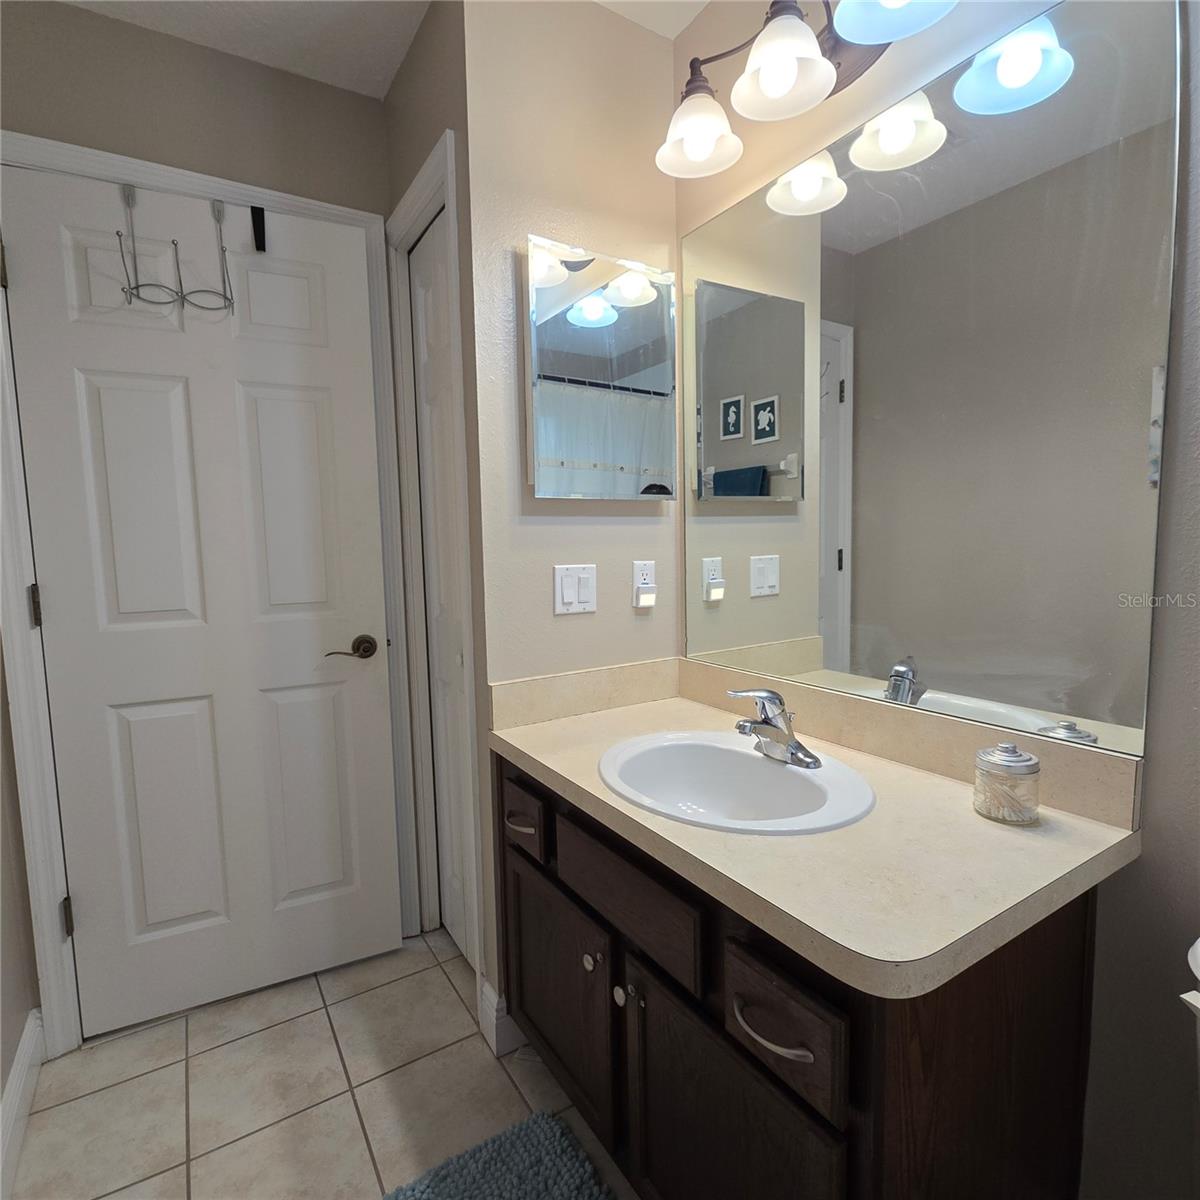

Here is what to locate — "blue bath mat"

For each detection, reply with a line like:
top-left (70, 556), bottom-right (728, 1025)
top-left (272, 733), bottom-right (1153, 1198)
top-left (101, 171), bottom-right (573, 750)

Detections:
top-left (384, 1111), bottom-right (614, 1200)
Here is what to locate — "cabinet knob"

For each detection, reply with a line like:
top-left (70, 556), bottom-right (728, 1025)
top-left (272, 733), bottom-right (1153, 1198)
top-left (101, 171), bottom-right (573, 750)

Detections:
top-left (582, 953), bottom-right (595, 973)
top-left (613, 985), bottom-right (626, 1007)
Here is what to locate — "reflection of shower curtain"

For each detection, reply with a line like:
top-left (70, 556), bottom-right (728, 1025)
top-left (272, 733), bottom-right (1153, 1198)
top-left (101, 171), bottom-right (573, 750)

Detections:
top-left (535, 379), bottom-right (675, 498)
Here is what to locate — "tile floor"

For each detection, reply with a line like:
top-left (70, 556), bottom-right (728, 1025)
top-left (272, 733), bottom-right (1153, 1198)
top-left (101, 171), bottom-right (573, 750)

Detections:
top-left (13, 929), bottom-right (637, 1200)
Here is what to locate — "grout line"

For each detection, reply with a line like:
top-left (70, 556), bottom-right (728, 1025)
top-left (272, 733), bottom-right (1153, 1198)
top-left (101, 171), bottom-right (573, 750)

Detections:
top-left (90, 1162), bottom-right (188, 1200)
top-left (29, 1057), bottom-right (188, 1116)
top-left (436, 958), bottom-right (477, 1026)
top-left (189, 1088), bottom-right (351, 1164)
top-left (187, 1005), bottom-right (326, 1060)
top-left (350, 1030), bottom-right (481, 1092)
top-left (83, 1011), bottom-right (184, 1050)
top-left (322, 959), bottom-right (446, 1009)
top-left (184, 1014), bottom-right (192, 1200)
top-left (497, 1055), bottom-right (534, 1117)
top-left (317, 974), bottom-right (386, 1197)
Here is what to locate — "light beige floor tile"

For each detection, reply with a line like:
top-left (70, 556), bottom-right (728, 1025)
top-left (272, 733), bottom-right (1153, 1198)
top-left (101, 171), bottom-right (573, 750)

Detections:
top-left (560, 1106), bottom-right (639, 1200)
top-left (317, 938), bottom-right (437, 1004)
top-left (502, 1045), bottom-right (570, 1113)
top-left (422, 926), bottom-right (462, 962)
top-left (187, 976), bottom-right (322, 1054)
top-left (190, 1094), bottom-right (378, 1200)
top-left (33, 1019), bottom-right (185, 1111)
top-left (356, 1034), bottom-right (527, 1190)
top-left (327, 966), bottom-right (475, 1084)
top-left (442, 956), bottom-right (478, 1020)
top-left (187, 1010), bottom-right (345, 1155)
top-left (102, 1164), bottom-right (188, 1199)
top-left (14, 1063), bottom-right (185, 1200)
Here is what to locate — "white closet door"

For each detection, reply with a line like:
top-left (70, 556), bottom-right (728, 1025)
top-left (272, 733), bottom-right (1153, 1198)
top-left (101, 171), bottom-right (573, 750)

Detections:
top-left (2, 166), bottom-right (402, 1035)
top-left (408, 209), bottom-right (475, 963)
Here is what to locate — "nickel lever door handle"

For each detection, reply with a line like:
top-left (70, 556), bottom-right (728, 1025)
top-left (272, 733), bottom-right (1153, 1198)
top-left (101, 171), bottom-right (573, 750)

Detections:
top-left (324, 634), bottom-right (378, 660)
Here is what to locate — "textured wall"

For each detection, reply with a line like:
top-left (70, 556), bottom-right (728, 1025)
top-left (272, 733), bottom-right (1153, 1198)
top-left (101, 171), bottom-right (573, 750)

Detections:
top-left (1080, 9), bottom-right (1200, 1194)
top-left (1, 2), bottom-right (389, 214)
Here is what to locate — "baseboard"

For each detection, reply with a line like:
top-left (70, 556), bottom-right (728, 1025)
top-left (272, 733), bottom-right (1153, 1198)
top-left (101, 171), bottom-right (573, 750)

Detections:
top-left (478, 979), bottom-right (526, 1057)
top-left (2, 1009), bottom-right (44, 1200)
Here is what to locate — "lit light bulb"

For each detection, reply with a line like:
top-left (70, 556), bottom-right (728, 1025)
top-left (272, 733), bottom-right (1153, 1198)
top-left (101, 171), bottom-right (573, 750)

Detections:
top-left (682, 128), bottom-right (718, 163)
top-left (579, 295), bottom-right (607, 321)
top-left (788, 165), bottom-right (824, 202)
top-left (531, 249), bottom-right (557, 286)
top-left (995, 37), bottom-right (1043, 89)
top-left (877, 111), bottom-right (917, 156)
top-left (618, 272), bottom-right (645, 301)
top-left (757, 53), bottom-right (799, 100)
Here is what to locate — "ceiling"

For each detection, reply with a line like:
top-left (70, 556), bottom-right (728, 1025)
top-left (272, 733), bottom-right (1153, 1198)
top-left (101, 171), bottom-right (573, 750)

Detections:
top-left (596, 0), bottom-right (709, 39)
top-left (69, 1), bottom-right (430, 99)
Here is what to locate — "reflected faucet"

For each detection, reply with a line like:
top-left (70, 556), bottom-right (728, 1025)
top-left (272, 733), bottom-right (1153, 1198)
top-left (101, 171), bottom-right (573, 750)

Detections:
top-left (884, 657), bottom-right (926, 705)
top-left (728, 689), bottom-right (822, 769)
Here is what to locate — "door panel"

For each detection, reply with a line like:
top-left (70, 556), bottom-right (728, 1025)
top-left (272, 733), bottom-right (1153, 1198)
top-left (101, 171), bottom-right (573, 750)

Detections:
top-left (3, 165), bottom-right (402, 1034)
top-left (623, 955), bottom-right (845, 1200)
top-left (505, 848), bottom-right (616, 1143)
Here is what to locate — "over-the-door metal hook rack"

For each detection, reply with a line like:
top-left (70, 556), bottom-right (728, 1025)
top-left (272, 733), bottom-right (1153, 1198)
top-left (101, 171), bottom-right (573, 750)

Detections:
top-left (115, 183), bottom-right (235, 313)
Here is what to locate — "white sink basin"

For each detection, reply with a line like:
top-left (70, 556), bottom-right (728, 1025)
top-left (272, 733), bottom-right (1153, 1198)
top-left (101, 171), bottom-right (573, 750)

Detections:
top-left (598, 731), bottom-right (875, 835)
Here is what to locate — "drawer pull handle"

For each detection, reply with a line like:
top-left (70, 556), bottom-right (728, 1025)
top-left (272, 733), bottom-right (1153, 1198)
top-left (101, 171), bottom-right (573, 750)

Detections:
top-left (504, 813), bottom-right (537, 836)
top-left (733, 995), bottom-right (815, 1064)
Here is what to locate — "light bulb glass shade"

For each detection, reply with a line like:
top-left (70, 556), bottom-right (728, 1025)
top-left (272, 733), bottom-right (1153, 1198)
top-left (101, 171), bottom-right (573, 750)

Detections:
top-left (656, 92), bottom-right (744, 178)
top-left (765, 150), bottom-right (848, 215)
top-left (848, 90), bottom-right (947, 171)
top-left (529, 246), bottom-right (568, 289)
top-left (603, 270), bottom-right (657, 308)
top-left (833, 0), bottom-right (958, 45)
top-left (731, 14), bottom-right (836, 121)
top-left (567, 292), bottom-right (619, 328)
top-left (952, 16), bottom-right (1074, 115)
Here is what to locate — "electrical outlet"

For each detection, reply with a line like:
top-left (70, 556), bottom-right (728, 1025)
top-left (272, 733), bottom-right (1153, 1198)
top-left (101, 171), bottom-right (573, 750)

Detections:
top-left (632, 560), bottom-right (656, 609)
top-left (702, 557), bottom-right (725, 602)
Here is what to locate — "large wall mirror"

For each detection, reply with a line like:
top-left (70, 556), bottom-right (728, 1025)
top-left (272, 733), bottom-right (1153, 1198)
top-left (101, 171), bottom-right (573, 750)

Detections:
top-left (526, 236), bottom-right (676, 500)
top-left (683, 0), bottom-right (1179, 755)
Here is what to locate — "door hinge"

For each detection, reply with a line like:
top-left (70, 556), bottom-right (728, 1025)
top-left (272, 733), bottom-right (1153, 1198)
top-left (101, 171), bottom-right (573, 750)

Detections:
top-left (29, 582), bottom-right (42, 627)
top-left (62, 895), bottom-right (75, 938)
top-left (838, 379), bottom-right (845, 404)
top-left (837, 548), bottom-right (844, 571)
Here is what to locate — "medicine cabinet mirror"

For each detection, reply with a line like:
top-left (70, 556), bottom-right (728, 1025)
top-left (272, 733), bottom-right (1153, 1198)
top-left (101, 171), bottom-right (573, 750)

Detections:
top-left (526, 236), bottom-right (676, 500)
top-left (683, 0), bottom-right (1179, 755)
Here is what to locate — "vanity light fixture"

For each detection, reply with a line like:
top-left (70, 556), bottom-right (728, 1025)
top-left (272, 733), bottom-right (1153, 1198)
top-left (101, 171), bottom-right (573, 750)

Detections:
top-left (657, 0), bottom-right (890, 179)
top-left (603, 270), bottom-right (658, 308)
top-left (952, 16), bottom-right (1074, 115)
top-left (530, 245), bottom-right (569, 289)
top-left (833, 0), bottom-right (959, 46)
top-left (848, 89), bottom-right (946, 170)
top-left (766, 149), bottom-right (847, 215)
top-left (566, 292), bottom-right (619, 329)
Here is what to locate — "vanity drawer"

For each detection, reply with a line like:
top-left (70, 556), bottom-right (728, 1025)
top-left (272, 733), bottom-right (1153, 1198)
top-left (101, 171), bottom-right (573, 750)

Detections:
top-left (500, 776), bottom-right (548, 865)
top-left (723, 940), bottom-right (849, 1129)
top-left (556, 817), bottom-right (703, 996)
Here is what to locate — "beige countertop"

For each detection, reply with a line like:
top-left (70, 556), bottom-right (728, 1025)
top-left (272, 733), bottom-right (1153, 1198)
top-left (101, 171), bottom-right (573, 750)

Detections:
top-left (490, 697), bottom-right (1139, 998)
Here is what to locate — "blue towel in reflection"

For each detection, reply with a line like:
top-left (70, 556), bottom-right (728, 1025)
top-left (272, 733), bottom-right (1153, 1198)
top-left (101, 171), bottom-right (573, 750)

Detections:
top-left (713, 466), bottom-right (769, 496)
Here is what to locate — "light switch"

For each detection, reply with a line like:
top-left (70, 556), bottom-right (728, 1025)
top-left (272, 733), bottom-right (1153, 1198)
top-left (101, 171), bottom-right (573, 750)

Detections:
top-left (702, 556), bottom-right (725, 603)
top-left (632, 560), bottom-right (656, 609)
top-left (750, 554), bottom-right (780, 598)
top-left (554, 564), bottom-right (597, 615)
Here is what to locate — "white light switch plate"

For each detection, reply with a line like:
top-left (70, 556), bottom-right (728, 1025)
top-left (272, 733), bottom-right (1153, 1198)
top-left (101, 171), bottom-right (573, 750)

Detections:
top-left (750, 554), bottom-right (780, 597)
top-left (554, 564), bottom-right (597, 614)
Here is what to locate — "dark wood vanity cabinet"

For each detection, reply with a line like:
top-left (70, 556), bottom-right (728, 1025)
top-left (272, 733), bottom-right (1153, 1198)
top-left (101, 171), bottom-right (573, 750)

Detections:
top-left (495, 756), bottom-right (1094, 1200)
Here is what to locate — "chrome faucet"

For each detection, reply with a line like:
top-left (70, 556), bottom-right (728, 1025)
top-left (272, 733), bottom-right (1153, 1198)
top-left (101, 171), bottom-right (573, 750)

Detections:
top-left (728, 689), bottom-right (822, 769)
top-left (884, 656), bottom-right (926, 705)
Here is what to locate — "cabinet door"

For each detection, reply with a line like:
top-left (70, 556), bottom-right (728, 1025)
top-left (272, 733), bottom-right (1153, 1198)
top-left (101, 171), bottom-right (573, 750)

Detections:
top-left (623, 956), bottom-right (845, 1200)
top-left (505, 847), bottom-right (615, 1142)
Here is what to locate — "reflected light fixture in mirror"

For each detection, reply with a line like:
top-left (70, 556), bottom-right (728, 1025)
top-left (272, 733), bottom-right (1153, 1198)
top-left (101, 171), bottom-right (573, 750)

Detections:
top-left (833, 0), bottom-right (959, 45)
top-left (566, 293), bottom-right (619, 328)
top-left (731, 0), bottom-right (836, 121)
top-left (766, 150), bottom-right (848, 215)
top-left (849, 90), bottom-right (947, 170)
top-left (953, 16), bottom-right (1075, 115)
top-left (604, 270), bottom-right (658, 307)
top-left (530, 244), bottom-right (568, 289)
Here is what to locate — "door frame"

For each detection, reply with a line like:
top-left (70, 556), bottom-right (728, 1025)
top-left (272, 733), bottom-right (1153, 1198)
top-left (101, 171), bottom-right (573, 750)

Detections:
top-left (819, 320), bottom-right (854, 672)
top-left (385, 131), bottom-right (483, 971)
top-left (0, 131), bottom-right (418, 1057)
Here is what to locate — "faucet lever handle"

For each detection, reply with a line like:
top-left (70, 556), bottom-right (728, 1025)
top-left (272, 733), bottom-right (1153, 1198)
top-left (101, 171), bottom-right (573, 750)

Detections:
top-left (727, 688), bottom-right (787, 722)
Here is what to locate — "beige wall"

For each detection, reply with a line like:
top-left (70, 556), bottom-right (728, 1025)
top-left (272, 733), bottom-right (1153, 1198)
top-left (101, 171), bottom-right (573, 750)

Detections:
top-left (1080, 15), bottom-right (1200, 1195)
top-left (0, 2), bottom-right (389, 214)
top-left (1, 648), bottom-right (39, 1087)
top-left (682, 197), bottom-right (822, 657)
top-left (849, 125), bottom-right (1170, 728)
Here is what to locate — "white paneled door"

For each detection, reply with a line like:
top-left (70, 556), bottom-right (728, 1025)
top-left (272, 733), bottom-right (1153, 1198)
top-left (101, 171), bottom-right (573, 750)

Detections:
top-left (2, 167), bottom-right (402, 1035)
